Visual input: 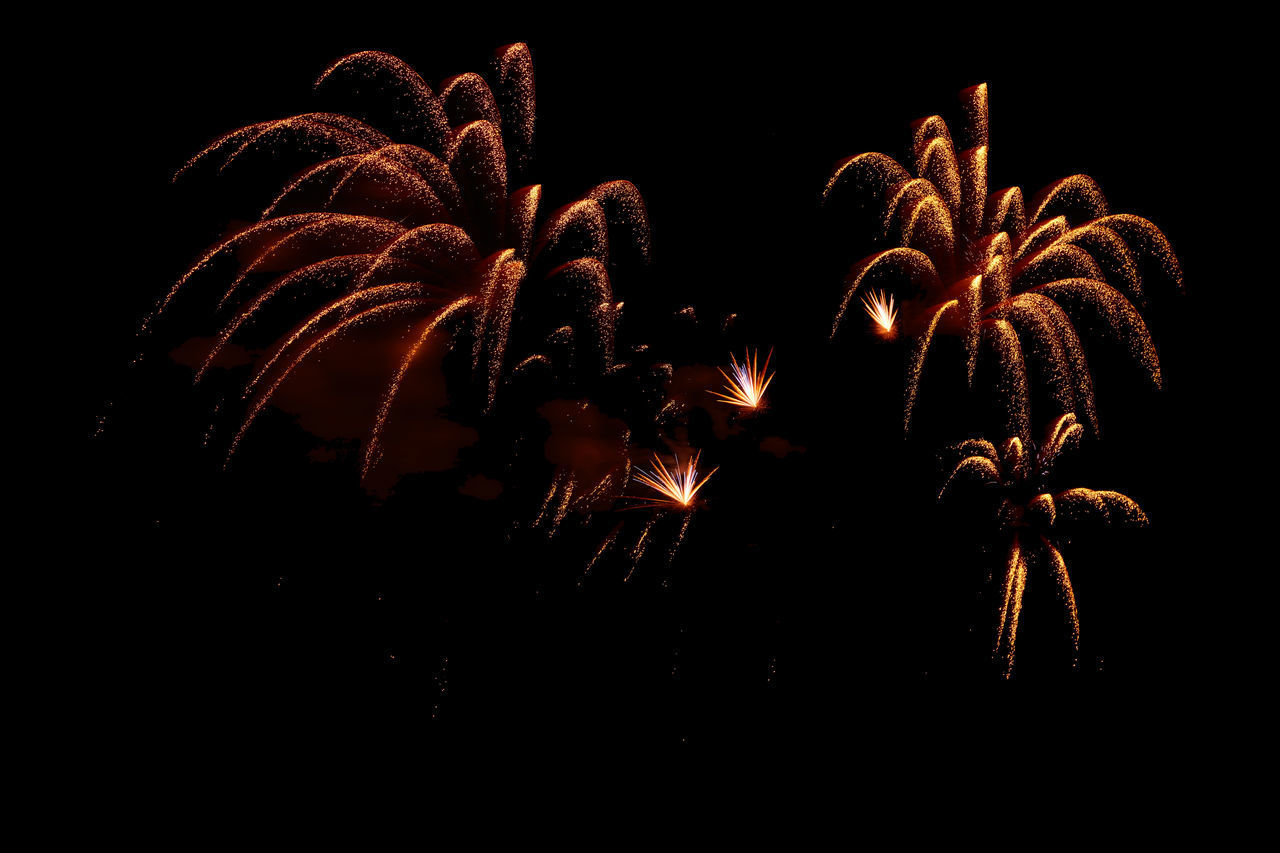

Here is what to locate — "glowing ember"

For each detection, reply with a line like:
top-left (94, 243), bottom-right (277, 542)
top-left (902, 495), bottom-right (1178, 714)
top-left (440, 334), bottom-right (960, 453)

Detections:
top-left (860, 289), bottom-right (897, 333)
top-left (711, 348), bottom-right (775, 409)
top-left (631, 452), bottom-right (718, 510)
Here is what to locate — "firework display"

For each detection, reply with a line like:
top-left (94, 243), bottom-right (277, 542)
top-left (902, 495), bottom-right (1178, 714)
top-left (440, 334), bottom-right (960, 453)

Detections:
top-left (820, 81), bottom-right (1181, 678)
top-left (130, 43), bottom-right (1188, 693)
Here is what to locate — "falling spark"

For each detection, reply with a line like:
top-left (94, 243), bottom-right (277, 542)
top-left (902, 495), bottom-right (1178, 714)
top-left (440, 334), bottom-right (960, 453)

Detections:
top-left (584, 522), bottom-right (624, 577)
top-left (666, 512), bottom-right (694, 567)
top-left (861, 289), bottom-right (897, 334)
top-left (631, 452), bottom-right (718, 511)
top-left (624, 516), bottom-right (660, 582)
top-left (711, 348), bottom-right (775, 410)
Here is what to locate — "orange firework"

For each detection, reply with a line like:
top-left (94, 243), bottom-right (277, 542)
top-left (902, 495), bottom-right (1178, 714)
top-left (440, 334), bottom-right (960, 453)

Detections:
top-left (711, 348), bottom-right (775, 410)
top-left (824, 83), bottom-right (1182, 439)
top-left (631, 452), bottom-right (718, 511)
top-left (938, 413), bottom-right (1148, 678)
top-left (153, 45), bottom-right (651, 480)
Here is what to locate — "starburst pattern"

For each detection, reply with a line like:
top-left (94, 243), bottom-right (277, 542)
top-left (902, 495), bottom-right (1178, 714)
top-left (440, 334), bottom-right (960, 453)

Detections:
top-left (825, 83), bottom-right (1181, 439)
top-left (711, 348), bottom-right (775, 410)
top-left (631, 452), bottom-right (718, 511)
top-left (861, 290), bottom-right (898, 334)
top-left (154, 45), bottom-right (651, 480)
top-left (938, 413), bottom-right (1148, 677)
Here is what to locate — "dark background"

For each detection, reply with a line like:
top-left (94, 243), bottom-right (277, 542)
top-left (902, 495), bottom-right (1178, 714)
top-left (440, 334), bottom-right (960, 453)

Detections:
top-left (63, 10), bottom-right (1229, 748)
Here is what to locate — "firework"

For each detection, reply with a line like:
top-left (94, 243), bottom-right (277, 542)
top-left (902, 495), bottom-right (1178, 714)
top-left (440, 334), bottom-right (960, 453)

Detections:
top-left (156, 45), bottom-right (651, 480)
top-left (938, 413), bottom-right (1148, 677)
top-left (631, 452), bottom-right (718, 511)
top-left (711, 348), bottom-right (775, 410)
top-left (825, 83), bottom-right (1181, 439)
top-left (535, 442), bottom-right (710, 582)
top-left (861, 289), bottom-right (897, 335)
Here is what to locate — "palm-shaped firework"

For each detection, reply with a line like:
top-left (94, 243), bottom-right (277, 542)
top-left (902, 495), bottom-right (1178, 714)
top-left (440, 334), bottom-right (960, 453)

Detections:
top-left (152, 45), bottom-right (651, 480)
top-left (938, 413), bottom-right (1148, 677)
top-left (825, 83), bottom-right (1182, 440)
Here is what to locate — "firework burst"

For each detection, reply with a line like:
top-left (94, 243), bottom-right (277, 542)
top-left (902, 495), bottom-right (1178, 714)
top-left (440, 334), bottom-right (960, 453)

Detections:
top-left (154, 45), bottom-right (651, 480)
top-left (938, 413), bottom-right (1148, 677)
top-left (631, 451), bottom-right (718, 511)
top-left (825, 83), bottom-right (1181, 439)
top-left (711, 348), bottom-right (775, 410)
top-left (861, 289), bottom-right (898, 335)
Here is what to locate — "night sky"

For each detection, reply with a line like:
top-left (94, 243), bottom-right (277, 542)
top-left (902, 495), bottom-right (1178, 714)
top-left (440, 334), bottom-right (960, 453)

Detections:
top-left (66, 11), bottom-right (1229, 747)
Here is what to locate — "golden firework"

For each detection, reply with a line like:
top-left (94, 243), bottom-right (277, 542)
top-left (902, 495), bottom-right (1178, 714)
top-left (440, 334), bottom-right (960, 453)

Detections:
top-left (825, 83), bottom-right (1181, 439)
top-left (711, 348), bottom-right (775, 410)
top-left (155, 46), bottom-right (652, 480)
top-left (938, 413), bottom-right (1148, 678)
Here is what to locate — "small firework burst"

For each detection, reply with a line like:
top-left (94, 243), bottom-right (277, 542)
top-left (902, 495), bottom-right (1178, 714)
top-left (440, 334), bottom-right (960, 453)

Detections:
top-left (631, 452), bottom-right (718, 511)
top-left (861, 289), bottom-right (897, 334)
top-left (711, 348), bottom-right (775, 410)
top-left (937, 414), bottom-right (1148, 678)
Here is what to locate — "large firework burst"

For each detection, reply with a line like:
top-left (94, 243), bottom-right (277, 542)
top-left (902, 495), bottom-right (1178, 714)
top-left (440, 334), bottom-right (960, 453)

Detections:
top-left (153, 45), bottom-right (651, 480)
top-left (825, 83), bottom-right (1182, 439)
top-left (938, 413), bottom-right (1148, 677)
